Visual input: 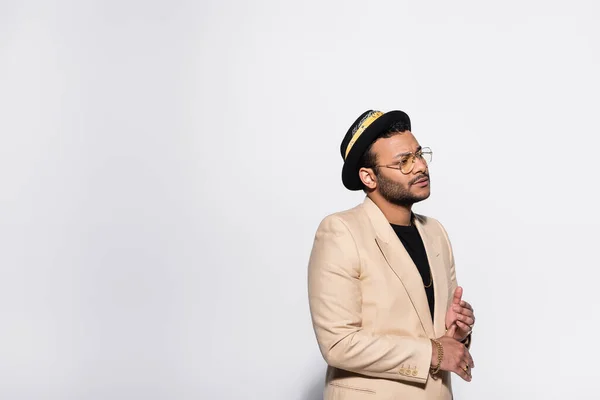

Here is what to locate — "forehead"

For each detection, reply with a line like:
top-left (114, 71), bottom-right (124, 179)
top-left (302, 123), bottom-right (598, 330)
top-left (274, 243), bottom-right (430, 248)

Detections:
top-left (371, 132), bottom-right (420, 160)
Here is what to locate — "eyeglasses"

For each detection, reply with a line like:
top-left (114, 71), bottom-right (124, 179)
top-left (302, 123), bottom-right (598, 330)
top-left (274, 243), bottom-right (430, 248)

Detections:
top-left (375, 147), bottom-right (433, 174)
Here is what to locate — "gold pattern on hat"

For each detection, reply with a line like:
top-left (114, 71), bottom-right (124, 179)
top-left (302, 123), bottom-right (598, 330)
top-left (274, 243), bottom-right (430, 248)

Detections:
top-left (344, 111), bottom-right (384, 159)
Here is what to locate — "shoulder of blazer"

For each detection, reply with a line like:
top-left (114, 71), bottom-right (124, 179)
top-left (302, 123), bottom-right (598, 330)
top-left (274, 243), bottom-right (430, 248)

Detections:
top-left (315, 202), bottom-right (375, 241)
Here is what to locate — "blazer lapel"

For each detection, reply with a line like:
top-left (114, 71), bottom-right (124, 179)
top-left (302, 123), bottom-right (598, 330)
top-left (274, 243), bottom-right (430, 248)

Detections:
top-left (414, 216), bottom-right (448, 338)
top-left (363, 197), bottom-right (435, 338)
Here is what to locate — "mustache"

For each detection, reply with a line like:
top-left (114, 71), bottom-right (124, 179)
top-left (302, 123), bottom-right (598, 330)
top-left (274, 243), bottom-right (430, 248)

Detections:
top-left (410, 173), bottom-right (429, 185)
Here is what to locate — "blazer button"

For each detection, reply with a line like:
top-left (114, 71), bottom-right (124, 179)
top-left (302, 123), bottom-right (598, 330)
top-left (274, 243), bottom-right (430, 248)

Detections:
top-left (399, 368), bottom-right (405, 375)
top-left (412, 369), bottom-right (418, 376)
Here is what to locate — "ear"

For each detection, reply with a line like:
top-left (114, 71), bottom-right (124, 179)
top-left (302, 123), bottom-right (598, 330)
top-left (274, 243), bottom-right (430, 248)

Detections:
top-left (359, 167), bottom-right (377, 190)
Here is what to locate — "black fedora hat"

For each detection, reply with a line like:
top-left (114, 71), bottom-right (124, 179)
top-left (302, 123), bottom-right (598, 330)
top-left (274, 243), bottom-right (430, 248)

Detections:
top-left (340, 110), bottom-right (411, 191)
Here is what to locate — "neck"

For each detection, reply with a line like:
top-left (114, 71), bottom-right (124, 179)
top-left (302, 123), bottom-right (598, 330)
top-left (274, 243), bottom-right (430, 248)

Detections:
top-left (367, 193), bottom-right (413, 226)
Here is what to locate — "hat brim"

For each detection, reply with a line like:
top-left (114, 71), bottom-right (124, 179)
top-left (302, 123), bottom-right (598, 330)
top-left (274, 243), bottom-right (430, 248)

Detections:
top-left (342, 110), bottom-right (411, 191)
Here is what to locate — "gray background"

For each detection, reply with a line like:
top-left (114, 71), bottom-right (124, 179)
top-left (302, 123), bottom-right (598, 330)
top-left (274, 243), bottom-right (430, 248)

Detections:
top-left (1, 0), bottom-right (599, 399)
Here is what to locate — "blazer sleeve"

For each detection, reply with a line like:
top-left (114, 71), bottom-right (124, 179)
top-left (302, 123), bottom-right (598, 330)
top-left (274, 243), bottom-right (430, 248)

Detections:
top-left (436, 219), bottom-right (472, 350)
top-left (307, 215), bottom-right (432, 384)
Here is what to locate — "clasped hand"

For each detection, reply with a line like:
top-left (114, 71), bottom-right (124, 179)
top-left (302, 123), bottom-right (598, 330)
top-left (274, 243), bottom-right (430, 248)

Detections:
top-left (445, 286), bottom-right (475, 342)
top-left (431, 286), bottom-right (476, 381)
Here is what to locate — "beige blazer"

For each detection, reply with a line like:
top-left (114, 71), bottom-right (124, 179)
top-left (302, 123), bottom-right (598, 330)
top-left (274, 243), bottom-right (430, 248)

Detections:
top-left (308, 197), bottom-right (461, 400)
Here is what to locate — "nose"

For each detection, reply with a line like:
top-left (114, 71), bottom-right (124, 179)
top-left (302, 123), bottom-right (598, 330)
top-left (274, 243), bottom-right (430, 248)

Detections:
top-left (412, 155), bottom-right (428, 174)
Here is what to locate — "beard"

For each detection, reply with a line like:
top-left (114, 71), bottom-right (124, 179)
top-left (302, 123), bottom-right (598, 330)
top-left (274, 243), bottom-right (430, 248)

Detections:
top-left (376, 170), bottom-right (430, 207)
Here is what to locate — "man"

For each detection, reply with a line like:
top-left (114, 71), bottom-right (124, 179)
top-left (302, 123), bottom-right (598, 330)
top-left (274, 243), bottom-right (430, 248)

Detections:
top-left (307, 110), bottom-right (475, 400)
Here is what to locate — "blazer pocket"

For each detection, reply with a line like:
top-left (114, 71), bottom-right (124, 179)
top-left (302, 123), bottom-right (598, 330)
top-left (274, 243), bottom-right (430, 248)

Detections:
top-left (328, 382), bottom-right (376, 395)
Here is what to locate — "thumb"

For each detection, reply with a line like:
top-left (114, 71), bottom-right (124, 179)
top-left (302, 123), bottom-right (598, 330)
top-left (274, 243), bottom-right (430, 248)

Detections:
top-left (445, 323), bottom-right (457, 337)
top-left (453, 286), bottom-right (463, 305)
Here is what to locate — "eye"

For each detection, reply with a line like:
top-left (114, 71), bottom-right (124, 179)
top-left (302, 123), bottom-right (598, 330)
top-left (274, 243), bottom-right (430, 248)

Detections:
top-left (400, 157), bottom-right (410, 165)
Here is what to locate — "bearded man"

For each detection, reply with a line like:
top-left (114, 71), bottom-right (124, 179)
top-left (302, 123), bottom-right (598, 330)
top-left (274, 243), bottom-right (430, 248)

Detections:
top-left (307, 110), bottom-right (475, 400)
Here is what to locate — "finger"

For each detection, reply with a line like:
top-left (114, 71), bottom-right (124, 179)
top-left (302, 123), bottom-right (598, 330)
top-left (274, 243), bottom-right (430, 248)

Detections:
top-left (453, 287), bottom-right (463, 305)
top-left (456, 320), bottom-right (471, 332)
top-left (445, 323), bottom-right (457, 337)
top-left (460, 300), bottom-right (473, 311)
top-left (456, 365), bottom-right (471, 382)
top-left (463, 363), bottom-right (472, 378)
top-left (455, 314), bottom-right (475, 326)
top-left (453, 305), bottom-right (474, 319)
top-left (465, 349), bottom-right (475, 369)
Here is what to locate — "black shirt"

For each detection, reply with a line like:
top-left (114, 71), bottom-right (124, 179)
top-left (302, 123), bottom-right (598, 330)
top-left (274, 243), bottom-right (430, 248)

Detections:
top-left (390, 222), bottom-right (435, 320)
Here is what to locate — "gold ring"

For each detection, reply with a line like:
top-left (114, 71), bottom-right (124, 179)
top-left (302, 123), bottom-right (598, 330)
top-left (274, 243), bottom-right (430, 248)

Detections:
top-left (462, 365), bottom-right (469, 372)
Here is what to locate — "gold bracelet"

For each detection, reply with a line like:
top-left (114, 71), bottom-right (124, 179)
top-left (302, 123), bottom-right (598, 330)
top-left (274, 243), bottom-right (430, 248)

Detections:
top-left (430, 339), bottom-right (443, 375)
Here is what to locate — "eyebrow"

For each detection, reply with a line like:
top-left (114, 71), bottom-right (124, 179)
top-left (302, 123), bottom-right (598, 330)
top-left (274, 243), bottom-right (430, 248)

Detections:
top-left (393, 146), bottom-right (422, 159)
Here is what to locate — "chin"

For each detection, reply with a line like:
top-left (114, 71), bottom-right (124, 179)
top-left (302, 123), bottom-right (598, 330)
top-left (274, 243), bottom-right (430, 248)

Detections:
top-left (413, 190), bottom-right (431, 202)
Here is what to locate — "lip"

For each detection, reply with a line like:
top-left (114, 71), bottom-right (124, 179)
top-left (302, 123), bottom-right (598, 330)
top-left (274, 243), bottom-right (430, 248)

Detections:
top-left (413, 178), bottom-right (429, 186)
